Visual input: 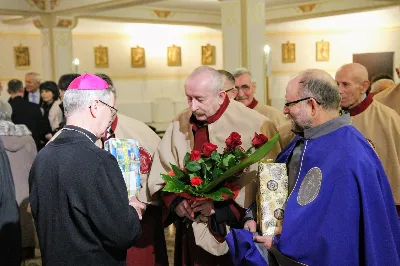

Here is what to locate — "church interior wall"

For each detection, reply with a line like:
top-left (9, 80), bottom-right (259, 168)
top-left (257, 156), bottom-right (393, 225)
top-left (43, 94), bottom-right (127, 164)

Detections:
top-left (266, 7), bottom-right (400, 111)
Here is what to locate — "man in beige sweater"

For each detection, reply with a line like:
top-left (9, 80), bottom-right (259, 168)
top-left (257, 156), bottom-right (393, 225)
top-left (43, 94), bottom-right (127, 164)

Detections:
top-left (233, 68), bottom-right (287, 128)
top-left (336, 63), bottom-right (400, 217)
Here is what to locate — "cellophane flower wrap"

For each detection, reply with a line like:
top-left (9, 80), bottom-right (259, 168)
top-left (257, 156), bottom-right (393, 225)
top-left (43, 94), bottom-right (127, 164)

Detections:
top-left (161, 132), bottom-right (280, 201)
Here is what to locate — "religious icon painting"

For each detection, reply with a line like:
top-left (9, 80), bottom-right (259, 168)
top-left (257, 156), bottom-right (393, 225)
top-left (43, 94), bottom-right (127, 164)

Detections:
top-left (14, 45), bottom-right (30, 69)
top-left (168, 45), bottom-right (181, 66)
top-left (94, 46), bottom-right (109, 68)
top-left (282, 41), bottom-right (295, 63)
top-left (201, 44), bottom-right (215, 65)
top-left (316, 40), bottom-right (330, 61)
top-left (131, 46), bottom-right (145, 68)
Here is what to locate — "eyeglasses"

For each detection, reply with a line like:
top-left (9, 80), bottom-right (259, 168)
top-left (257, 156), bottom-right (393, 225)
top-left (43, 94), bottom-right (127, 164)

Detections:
top-left (225, 87), bottom-right (237, 93)
top-left (98, 100), bottom-right (118, 117)
top-left (235, 84), bottom-right (251, 92)
top-left (284, 97), bottom-right (321, 107)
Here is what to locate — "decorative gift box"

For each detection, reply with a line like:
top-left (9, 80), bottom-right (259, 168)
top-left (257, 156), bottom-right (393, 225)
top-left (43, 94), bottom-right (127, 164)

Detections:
top-left (104, 138), bottom-right (141, 197)
top-left (257, 162), bottom-right (288, 236)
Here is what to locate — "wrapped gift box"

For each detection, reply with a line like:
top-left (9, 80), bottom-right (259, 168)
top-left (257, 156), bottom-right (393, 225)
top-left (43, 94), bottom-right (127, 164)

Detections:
top-left (104, 138), bottom-right (141, 197)
top-left (257, 162), bottom-right (288, 236)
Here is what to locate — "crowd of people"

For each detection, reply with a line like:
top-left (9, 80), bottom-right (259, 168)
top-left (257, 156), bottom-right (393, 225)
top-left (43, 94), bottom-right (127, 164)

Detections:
top-left (0, 63), bottom-right (399, 266)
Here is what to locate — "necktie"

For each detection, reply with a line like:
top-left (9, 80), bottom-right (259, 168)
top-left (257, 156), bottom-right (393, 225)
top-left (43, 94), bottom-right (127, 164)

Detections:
top-left (31, 93), bottom-right (36, 104)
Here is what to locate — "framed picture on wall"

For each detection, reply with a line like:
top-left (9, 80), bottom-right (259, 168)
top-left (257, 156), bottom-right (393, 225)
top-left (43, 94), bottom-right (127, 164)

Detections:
top-left (94, 46), bottom-right (109, 68)
top-left (131, 46), bottom-right (145, 68)
top-left (168, 45), bottom-right (181, 66)
top-left (14, 45), bottom-right (30, 69)
top-left (316, 40), bottom-right (329, 61)
top-left (201, 44), bottom-right (215, 65)
top-left (282, 41), bottom-right (295, 63)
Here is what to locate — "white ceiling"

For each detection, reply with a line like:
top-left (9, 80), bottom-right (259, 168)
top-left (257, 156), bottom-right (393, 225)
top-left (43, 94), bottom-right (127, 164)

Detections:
top-left (0, 0), bottom-right (399, 29)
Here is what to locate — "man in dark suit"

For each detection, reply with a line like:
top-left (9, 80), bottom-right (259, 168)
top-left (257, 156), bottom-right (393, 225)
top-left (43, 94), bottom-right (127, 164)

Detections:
top-left (24, 72), bottom-right (42, 105)
top-left (7, 79), bottom-right (48, 150)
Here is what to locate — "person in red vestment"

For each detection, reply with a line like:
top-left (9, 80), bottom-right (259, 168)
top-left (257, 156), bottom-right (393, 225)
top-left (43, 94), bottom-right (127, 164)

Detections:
top-left (335, 63), bottom-right (400, 218)
top-left (232, 68), bottom-right (287, 128)
top-left (147, 66), bottom-right (280, 266)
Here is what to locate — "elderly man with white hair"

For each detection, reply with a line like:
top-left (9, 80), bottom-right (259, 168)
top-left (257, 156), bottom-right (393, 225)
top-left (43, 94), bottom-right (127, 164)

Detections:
top-left (233, 68), bottom-right (287, 127)
top-left (24, 72), bottom-right (42, 105)
top-left (147, 66), bottom-right (280, 266)
top-left (29, 73), bottom-right (145, 266)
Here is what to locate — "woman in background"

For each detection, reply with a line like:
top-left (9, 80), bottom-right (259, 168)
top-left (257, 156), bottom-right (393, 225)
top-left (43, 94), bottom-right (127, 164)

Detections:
top-left (40, 81), bottom-right (63, 133)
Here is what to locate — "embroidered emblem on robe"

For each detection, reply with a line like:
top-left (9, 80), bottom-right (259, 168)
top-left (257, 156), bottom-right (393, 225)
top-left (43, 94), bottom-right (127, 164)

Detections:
top-left (139, 147), bottom-right (152, 174)
top-left (297, 167), bottom-right (322, 206)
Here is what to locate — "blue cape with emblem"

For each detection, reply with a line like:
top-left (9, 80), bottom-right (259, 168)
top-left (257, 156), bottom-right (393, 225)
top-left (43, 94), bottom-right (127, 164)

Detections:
top-left (272, 125), bottom-right (400, 265)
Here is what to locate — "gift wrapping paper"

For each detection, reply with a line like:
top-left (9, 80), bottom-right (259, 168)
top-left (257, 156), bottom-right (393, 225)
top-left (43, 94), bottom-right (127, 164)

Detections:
top-left (257, 162), bottom-right (288, 236)
top-left (104, 138), bottom-right (141, 197)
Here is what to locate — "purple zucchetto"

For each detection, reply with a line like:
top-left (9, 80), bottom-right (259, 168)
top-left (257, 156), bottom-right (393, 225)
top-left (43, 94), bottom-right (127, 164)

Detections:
top-left (67, 73), bottom-right (109, 90)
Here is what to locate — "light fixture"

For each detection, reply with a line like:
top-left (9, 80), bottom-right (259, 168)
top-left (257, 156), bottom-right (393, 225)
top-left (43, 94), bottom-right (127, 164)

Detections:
top-left (72, 57), bottom-right (79, 73)
top-left (263, 44), bottom-right (271, 54)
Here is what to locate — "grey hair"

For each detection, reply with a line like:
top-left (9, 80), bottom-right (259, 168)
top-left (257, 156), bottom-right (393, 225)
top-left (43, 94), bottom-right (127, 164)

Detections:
top-left (232, 68), bottom-right (255, 82)
top-left (297, 69), bottom-right (341, 111)
top-left (63, 88), bottom-right (114, 117)
top-left (25, 72), bottom-right (41, 83)
top-left (0, 100), bottom-right (12, 121)
top-left (185, 66), bottom-right (223, 94)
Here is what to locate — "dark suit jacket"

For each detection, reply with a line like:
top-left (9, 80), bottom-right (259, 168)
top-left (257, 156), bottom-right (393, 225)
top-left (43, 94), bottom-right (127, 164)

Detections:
top-left (8, 96), bottom-right (47, 150)
top-left (23, 89), bottom-right (42, 106)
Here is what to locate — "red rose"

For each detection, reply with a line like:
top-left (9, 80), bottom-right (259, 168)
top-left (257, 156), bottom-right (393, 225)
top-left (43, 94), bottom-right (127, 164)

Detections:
top-left (252, 133), bottom-right (269, 149)
top-left (202, 142), bottom-right (218, 157)
top-left (190, 150), bottom-right (202, 161)
top-left (190, 177), bottom-right (203, 187)
top-left (225, 132), bottom-right (242, 150)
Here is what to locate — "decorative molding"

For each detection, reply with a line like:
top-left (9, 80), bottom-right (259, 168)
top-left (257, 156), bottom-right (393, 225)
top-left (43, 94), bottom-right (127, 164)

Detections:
top-left (56, 18), bottom-right (73, 28)
top-left (71, 32), bottom-right (222, 39)
top-left (77, 15), bottom-right (221, 28)
top-left (33, 19), bottom-right (44, 29)
top-left (25, 0), bottom-right (59, 11)
top-left (265, 26), bottom-right (400, 36)
top-left (266, 2), bottom-right (400, 24)
top-left (298, 4), bottom-right (317, 13)
top-left (153, 10), bottom-right (173, 19)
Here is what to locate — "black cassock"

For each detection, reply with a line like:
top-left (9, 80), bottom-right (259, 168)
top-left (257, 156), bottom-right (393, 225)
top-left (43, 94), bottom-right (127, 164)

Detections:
top-left (29, 125), bottom-right (141, 266)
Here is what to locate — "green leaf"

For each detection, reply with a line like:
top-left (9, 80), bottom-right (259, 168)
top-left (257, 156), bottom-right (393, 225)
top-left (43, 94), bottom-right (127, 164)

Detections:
top-left (204, 160), bottom-right (213, 171)
top-left (203, 187), bottom-right (235, 201)
top-left (185, 161), bottom-right (201, 172)
top-left (161, 174), bottom-right (186, 193)
top-left (211, 151), bottom-right (220, 161)
top-left (202, 133), bottom-right (280, 193)
top-left (184, 153), bottom-right (190, 167)
top-left (222, 154), bottom-right (235, 167)
top-left (170, 164), bottom-right (185, 179)
top-left (234, 148), bottom-right (245, 159)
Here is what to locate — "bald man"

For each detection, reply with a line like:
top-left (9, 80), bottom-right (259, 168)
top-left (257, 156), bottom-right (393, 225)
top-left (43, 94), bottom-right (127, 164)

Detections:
top-left (233, 68), bottom-right (287, 128)
top-left (370, 78), bottom-right (396, 94)
top-left (336, 63), bottom-right (400, 217)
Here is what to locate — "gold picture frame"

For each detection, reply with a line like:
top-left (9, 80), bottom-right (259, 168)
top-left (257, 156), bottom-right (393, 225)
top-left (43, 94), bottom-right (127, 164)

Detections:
top-left (14, 45), bottom-right (30, 69)
top-left (316, 40), bottom-right (329, 61)
top-left (94, 46), bottom-right (109, 68)
top-left (131, 46), bottom-right (145, 68)
top-left (201, 44), bottom-right (215, 65)
top-left (282, 41), bottom-right (295, 63)
top-left (167, 45), bottom-right (181, 66)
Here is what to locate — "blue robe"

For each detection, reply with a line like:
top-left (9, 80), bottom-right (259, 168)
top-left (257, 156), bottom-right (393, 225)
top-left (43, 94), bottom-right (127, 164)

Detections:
top-left (273, 125), bottom-right (400, 265)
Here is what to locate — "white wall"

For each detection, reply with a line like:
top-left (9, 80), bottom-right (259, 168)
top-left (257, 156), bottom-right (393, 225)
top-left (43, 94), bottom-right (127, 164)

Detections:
top-left (266, 7), bottom-right (400, 111)
top-left (72, 22), bottom-right (223, 122)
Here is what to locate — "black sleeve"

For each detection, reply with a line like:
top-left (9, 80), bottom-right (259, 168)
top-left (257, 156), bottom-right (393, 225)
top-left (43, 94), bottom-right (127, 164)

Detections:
top-left (83, 155), bottom-right (142, 250)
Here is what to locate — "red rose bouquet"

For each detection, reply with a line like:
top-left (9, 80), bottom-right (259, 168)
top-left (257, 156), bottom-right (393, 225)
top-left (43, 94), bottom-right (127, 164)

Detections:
top-left (161, 132), bottom-right (279, 201)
